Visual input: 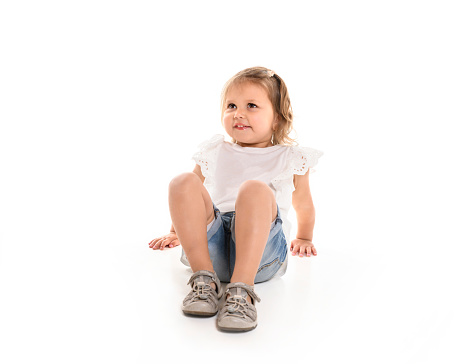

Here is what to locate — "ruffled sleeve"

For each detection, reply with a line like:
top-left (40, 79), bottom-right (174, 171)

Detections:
top-left (191, 134), bottom-right (224, 179)
top-left (270, 144), bottom-right (323, 195)
top-left (291, 146), bottom-right (324, 175)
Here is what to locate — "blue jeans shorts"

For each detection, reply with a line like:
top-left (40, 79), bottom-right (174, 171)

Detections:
top-left (181, 202), bottom-right (288, 284)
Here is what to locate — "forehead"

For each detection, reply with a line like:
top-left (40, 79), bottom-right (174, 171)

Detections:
top-left (226, 81), bottom-right (270, 102)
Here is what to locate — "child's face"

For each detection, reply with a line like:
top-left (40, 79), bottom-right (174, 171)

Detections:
top-left (223, 81), bottom-right (278, 148)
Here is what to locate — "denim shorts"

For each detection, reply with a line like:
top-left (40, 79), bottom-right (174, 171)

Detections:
top-left (180, 202), bottom-right (288, 284)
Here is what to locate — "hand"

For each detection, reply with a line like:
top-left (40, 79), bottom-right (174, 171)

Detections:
top-left (290, 238), bottom-right (317, 257)
top-left (149, 232), bottom-right (180, 250)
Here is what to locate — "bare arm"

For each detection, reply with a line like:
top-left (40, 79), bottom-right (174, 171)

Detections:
top-left (291, 170), bottom-right (317, 257)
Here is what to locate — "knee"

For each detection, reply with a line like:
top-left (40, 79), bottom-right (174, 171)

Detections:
top-left (169, 172), bottom-right (200, 192)
top-left (237, 180), bottom-right (272, 198)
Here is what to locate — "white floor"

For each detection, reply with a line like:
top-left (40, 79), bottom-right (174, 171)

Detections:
top-left (1, 208), bottom-right (470, 363)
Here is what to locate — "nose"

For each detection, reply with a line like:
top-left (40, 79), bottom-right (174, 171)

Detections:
top-left (234, 109), bottom-right (245, 119)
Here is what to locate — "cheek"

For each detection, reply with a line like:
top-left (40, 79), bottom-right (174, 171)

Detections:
top-left (223, 118), bottom-right (234, 130)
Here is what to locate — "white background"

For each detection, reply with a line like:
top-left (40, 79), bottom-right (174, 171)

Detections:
top-left (1, 1), bottom-right (472, 363)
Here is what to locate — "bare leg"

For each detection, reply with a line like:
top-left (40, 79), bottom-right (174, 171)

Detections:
top-left (231, 180), bottom-right (278, 286)
top-left (168, 172), bottom-right (216, 273)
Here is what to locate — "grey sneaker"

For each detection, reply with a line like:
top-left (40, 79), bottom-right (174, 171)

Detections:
top-left (217, 282), bottom-right (261, 332)
top-left (182, 270), bottom-right (223, 317)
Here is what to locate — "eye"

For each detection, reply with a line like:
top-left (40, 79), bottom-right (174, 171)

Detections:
top-left (248, 103), bottom-right (257, 108)
top-left (227, 103), bottom-right (236, 109)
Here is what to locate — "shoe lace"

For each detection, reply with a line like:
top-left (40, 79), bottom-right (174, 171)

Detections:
top-left (225, 295), bottom-right (250, 318)
top-left (190, 281), bottom-right (212, 302)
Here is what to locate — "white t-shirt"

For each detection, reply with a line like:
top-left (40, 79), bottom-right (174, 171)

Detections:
top-left (192, 134), bottom-right (323, 242)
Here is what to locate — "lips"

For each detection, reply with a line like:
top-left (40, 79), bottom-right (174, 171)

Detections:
top-left (234, 125), bottom-right (250, 130)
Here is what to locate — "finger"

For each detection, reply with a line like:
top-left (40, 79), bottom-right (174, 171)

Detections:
top-left (312, 247), bottom-right (317, 256)
top-left (290, 241), bottom-right (294, 251)
top-left (162, 238), bottom-right (174, 249)
top-left (168, 238), bottom-right (180, 248)
top-left (295, 245), bottom-right (304, 257)
top-left (154, 239), bottom-right (164, 250)
top-left (306, 246), bottom-right (311, 257)
top-left (292, 244), bottom-right (301, 257)
top-left (292, 244), bottom-right (302, 256)
top-left (159, 239), bottom-right (167, 249)
top-left (150, 237), bottom-right (163, 247)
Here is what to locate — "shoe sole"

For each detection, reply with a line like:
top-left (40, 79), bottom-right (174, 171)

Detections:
top-left (217, 324), bottom-right (257, 332)
top-left (182, 309), bottom-right (218, 317)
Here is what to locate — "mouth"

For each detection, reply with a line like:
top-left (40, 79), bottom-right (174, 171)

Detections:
top-left (234, 125), bottom-right (251, 130)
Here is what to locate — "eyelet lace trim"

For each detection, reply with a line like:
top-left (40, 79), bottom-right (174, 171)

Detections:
top-left (191, 134), bottom-right (224, 181)
top-left (271, 145), bottom-right (324, 193)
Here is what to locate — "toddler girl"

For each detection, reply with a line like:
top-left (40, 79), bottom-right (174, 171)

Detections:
top-left (149, 66), bottom-right (323, 332)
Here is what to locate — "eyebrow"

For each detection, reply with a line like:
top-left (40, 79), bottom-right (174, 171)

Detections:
top-left (226, 99), bottom-right (260, 103)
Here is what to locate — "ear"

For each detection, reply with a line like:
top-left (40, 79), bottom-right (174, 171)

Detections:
top-left (272, 115), bottom-right (279, 131)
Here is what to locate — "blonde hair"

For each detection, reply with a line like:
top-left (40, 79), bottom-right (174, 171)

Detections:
top-left (220, 66), bottom-right (298, 146)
